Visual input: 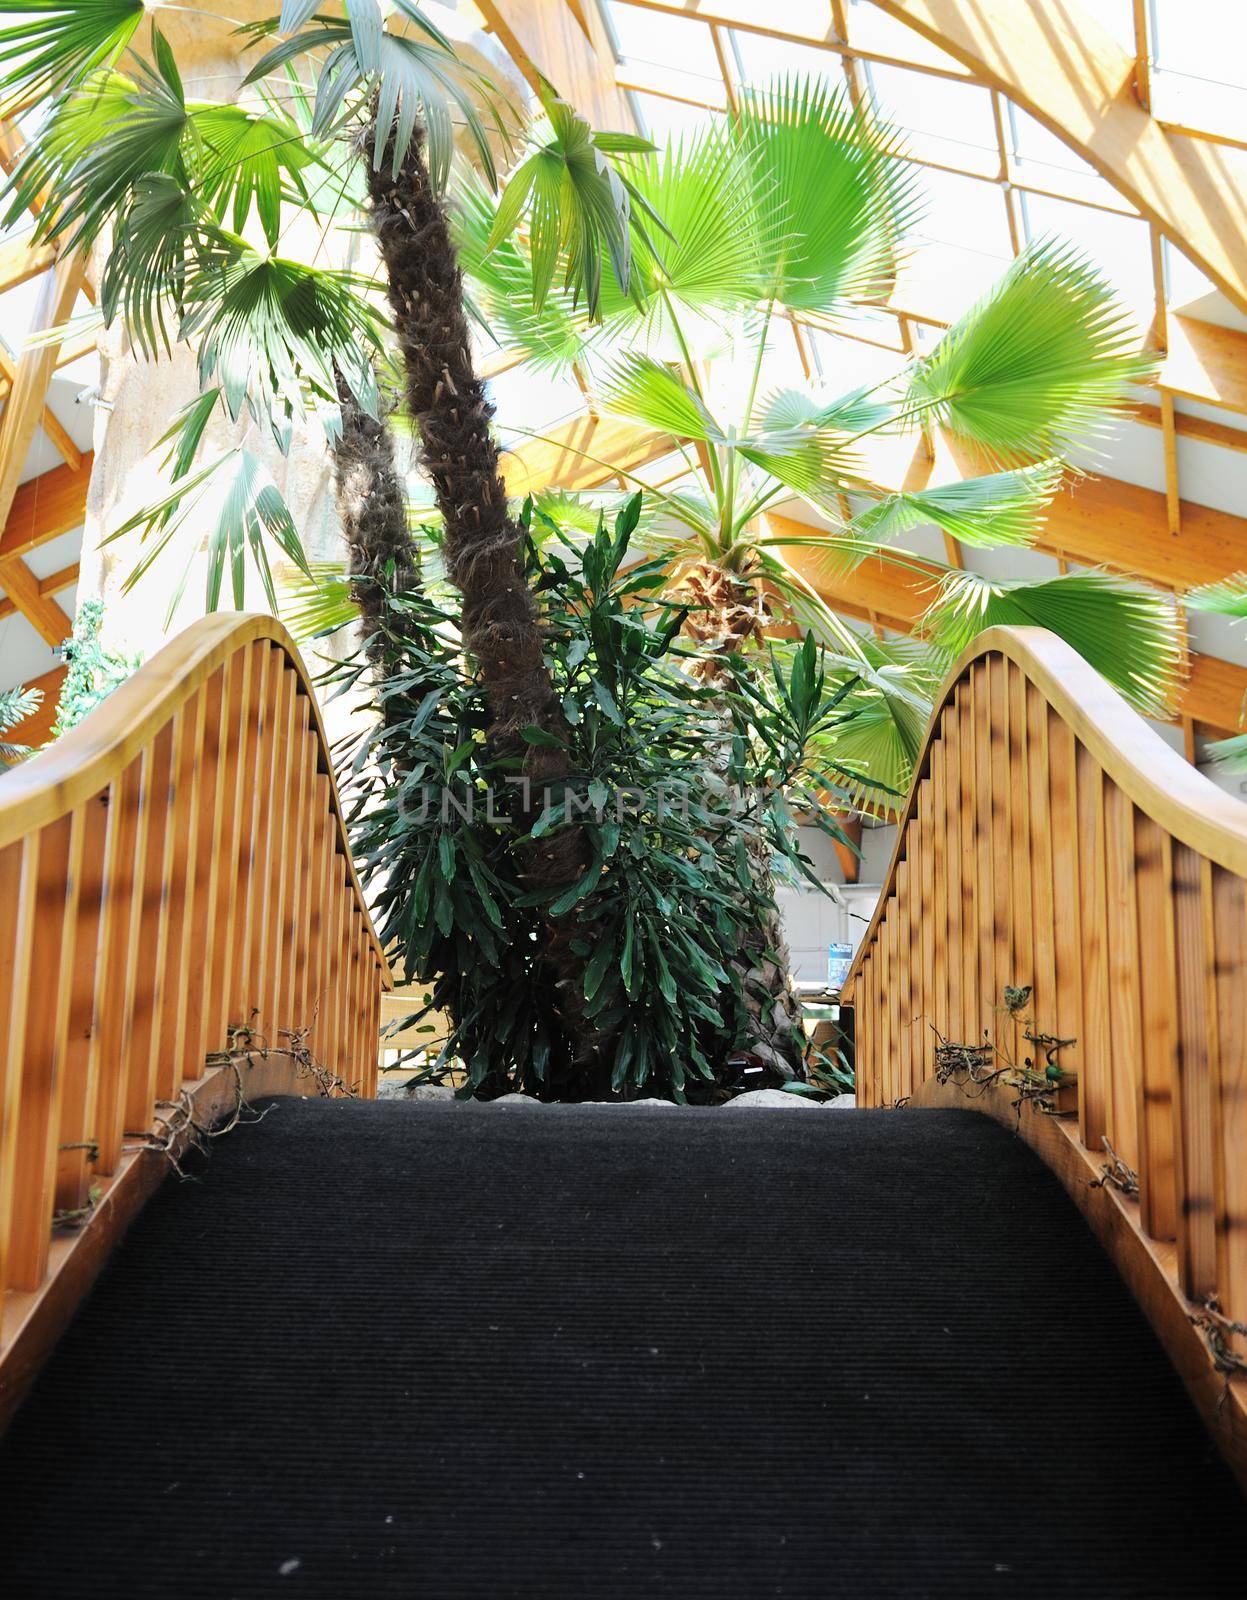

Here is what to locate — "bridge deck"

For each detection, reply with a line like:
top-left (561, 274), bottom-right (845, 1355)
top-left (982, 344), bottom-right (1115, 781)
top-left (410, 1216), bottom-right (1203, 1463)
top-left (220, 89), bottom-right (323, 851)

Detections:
top-left (2, 1100), bottom-right (1243, 1597)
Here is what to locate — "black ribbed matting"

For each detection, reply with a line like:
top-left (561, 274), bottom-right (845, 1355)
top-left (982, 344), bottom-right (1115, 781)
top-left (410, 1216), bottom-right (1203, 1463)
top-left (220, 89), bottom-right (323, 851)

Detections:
top-left (2, 1100), bottom-right (1244, 1598)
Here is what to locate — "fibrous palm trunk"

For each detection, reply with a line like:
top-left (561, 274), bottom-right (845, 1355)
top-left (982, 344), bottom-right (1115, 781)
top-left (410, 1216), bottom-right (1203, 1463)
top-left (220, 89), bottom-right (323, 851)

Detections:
top-left (683, 559), bottom-right (807, 1080)
top-left (363, 121), bottom-right (596, 1056)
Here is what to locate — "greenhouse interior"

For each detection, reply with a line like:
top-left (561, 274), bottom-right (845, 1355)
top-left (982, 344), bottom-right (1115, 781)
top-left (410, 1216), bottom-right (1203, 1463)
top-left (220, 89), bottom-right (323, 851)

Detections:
top-left (1, 0), bottom-right (1247, 1592)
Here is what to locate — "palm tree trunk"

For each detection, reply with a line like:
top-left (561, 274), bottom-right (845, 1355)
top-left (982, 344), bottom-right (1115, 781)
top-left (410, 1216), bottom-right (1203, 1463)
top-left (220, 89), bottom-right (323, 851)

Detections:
top-left (684, 560), bottom-right (807, 1080)
top-left (332, 370), bottom-right (423, 685)
top-left (363, 120), bottom-right (596, 1058)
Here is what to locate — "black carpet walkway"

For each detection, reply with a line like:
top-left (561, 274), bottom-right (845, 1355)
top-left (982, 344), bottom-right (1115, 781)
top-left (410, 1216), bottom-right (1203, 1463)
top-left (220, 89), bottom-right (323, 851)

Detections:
top-left (2, 1100), bottom-right (1244, 1598)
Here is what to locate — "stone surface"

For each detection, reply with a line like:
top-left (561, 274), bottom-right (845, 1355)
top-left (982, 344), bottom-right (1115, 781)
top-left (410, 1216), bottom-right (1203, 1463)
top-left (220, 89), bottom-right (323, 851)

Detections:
top-left (720, 1088), bottom-right (821, 1110)
top-left (826, 1093), bottom-right (858, 1110)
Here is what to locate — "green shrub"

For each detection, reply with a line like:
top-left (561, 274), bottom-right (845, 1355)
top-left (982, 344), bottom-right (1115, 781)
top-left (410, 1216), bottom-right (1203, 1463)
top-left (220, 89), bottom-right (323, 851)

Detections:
top-left (333, 497), bottom-right (853, 1102)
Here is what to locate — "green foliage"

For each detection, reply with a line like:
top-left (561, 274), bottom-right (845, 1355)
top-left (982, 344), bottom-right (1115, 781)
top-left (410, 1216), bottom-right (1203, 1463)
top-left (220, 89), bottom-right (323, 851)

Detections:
top-left (332, 498), bottom-right (854, 1101)
top-left (908, 238), bottom-right (1157, 466)
top-left (51, 598), bottom-right (142, 738)
top-left (0, 683), bottom-right (43, 766)
top-left (921, 568), bottom-right (1183, 719)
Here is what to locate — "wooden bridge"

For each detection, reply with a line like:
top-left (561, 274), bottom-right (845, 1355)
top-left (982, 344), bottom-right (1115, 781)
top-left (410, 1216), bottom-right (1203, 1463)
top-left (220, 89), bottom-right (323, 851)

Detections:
top-left (0, 615), bottom-right (1244, 1596)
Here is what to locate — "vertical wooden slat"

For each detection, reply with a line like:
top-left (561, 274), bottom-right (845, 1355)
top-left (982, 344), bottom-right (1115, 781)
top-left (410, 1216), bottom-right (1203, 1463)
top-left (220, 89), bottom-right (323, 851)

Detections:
top-left (1007, 663), bottom-right (1034, 1008)
top-left (0, 842), bottom-right (27, 1321)
top-left (1047, 713), bottom-right (1084, 1070)
top-left (987, 657), bottom-right (1011, 1050)
top-left (929, 742), bottom-right (949, 1046)
top-left (1025, 685), bottom-right (1057, 1034)
top-left (245, 649), bottom-right (282, 1035)
top-left (957, 684), bottom-right (978, 1043)
top-left (1170, 845), bottom-right (1218, 1299)
top-left (155, 696), bottom-right (204, 1103)
top-left (55, 796), bottom-right (108, 1211)
top-left (942, 706), bottom-right (963, 1043)
top-left (182, 667), bottom-right (227, 1080)
top-left (258, 661), bottom-right (296, 1039)
top-left (1075, 743), bottom-right (1110, 1158)
top-left (207, 651), bottom-right (251, 1047)
top-left (919, 778), bottom-right (935, 1083)
top-left (122, 721), bottom-right (175, 1135)
top-left (3, 817), bottom-right (75, 1291)
top-left (1102, 781), bottom-right (1142, 1174)
top-left (1134, 811), bottom-right (1179, 1241)
top-left (89, 759), bottom-right (145, 1175)
top-left (972, 662), bottom-right (995, 1042)
top-left (278, 691), bottom-right (313, 1032)
top-left (304, 776), bottom-right (332, 1057)
top-left (1210, 865), bottom-right (1247, 1343)
top-left (229, 644), bottom-right (269, 1031)
top-left (896, 858), bottom-right (912, 1100)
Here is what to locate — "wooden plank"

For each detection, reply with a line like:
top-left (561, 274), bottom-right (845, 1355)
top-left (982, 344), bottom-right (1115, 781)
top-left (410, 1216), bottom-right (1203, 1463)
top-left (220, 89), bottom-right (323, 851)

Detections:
top-left (154, 700), bottom-right (202, 1103)
top-left (120, 721), bottom-right (174, 1136)
top-left (54, 797), bottom-right (107, 1212)
top-left (5, 818), bottom-right (76, 1291)
top-left (896, 857), bottom-right (912, 1099)
top-left (1210, 867), bottom-right (1247, 1344)
top-left (0, 253), bottom-right (85, 533)
top-left (87, 760), bottom-right (144, 1177)
top-left (206, 652), bottom-right (250, 1047)
top-left (476, 0), bottom-right (635, 126)
top-left (957, 683), bottom-right (979, 1043)
top-left (1075, 744), bottom-right (1110, 1157)
top-left (0, 555), bottom-right (72, 647)
top-left (0, 457), bottom-right (92, 562)
top-left (986, 656), bottom-right (1011, 1045)
top-left (940, 703), bottom-right (963, 1043)
top-left (0, 558), bottom-right (77, 624)
top-left (1170, 845), bottom-right (1218, 1299)
top-left (1025, 684), bottom-right (1057, 1035)
top-left (181, 668), bottom-right (226, 1080)
top-left (1133, 812), bottom-right (1179, 1241)
top-left (1102, 781), bottom-right (1142, 1173)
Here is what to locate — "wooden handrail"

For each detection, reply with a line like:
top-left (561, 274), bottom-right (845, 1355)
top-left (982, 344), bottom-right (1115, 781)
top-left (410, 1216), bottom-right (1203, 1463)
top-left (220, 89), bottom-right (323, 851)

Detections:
top-left (0, 613), bottom-right (391, 1424)
top-left (842, 624), bottom-right (1247, 1487)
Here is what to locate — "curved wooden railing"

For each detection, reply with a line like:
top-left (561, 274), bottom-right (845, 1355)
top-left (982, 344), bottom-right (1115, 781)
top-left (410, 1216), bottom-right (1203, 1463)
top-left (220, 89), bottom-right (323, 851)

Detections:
top-left (843, 625), bottom-right (1247, 1487)
top-left (0, 613), bottom-right (391, 1423)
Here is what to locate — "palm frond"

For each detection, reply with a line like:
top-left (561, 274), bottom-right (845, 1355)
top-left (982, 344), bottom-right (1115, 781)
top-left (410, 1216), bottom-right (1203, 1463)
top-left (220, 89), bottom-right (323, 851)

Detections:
top-left (908, 237), bottom-right (1155, 465)
top-left (0, 683), bottom-right (42, 763)
top-left (488, 78), bottom-right (656, 318)
top-left (851, 460), bottom-right (1063, 549)
top-left (731, 76), bottom-right (921, 315)
top-left (920, 567), bottom-right (1183, 718)
top-left (240, 3), bottom-right (509, 191)
top-left (1206, 733), bottom-right (1247, 772)
top-left (598, 354), bottom-right (724, 441)
top-left (1187, 571), bottom-right (1247, 619)
top-left (108, 448), bottom-right (314, 621)
top-left (0, 0), bottom-right (145, 111)
top-left (279, 558), bottom-right (359, 640)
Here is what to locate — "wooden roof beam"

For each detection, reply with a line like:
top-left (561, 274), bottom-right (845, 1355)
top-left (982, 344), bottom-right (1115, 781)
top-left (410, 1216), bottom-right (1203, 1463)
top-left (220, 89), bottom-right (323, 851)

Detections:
top-left (0, 454), bottom-right (93, 562)
top-left (871, 0), bottom-right (1247, 316)
top-left (0, 559), bottom-right (76, 624)
top-left (476, 0), bottom-right (636, 127)
top-left (0, 253), bottom-right (85, 532)
top-left (0, 553), bottom-right (72, 646)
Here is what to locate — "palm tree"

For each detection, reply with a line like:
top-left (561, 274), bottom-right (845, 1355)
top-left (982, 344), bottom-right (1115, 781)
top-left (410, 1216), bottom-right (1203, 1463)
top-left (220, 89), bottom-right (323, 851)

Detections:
top-left (457, 78), bottom-right (1181, 1066)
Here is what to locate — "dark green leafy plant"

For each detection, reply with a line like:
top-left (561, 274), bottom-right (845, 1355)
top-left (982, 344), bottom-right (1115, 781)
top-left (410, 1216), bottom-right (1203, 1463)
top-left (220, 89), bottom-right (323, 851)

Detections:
top-left (51, 598), bottom-right (142, 738)
top-left (330, 496), bottom-right (855, 1101)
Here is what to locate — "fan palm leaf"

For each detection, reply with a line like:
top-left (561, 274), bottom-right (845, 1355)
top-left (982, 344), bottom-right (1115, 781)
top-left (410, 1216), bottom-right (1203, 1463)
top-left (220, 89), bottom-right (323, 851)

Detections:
top-left (850, 460), bottom-right (1063, 549)
top-left (921, 568), bottom-right (1183, 718)
top-left (731, 76), bottom-right (921, 314)
top-left (908, 237), bottom-right (1155, 465)
top-left (0, 0), bottom-right (145, 110)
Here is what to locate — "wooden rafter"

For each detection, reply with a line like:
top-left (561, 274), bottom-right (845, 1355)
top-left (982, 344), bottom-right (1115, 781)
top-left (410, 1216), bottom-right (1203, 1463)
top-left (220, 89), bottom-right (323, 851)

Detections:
top-left (0, 552), bottom-right (72, 646)
top-left (0, 253), bottom-right (84, 530)
top-left (477, 0), bottom-right (635, 126)
top-left (0, 454), bottom-right (93, 562)
top-left (0, 559), bottom-right (76, 624)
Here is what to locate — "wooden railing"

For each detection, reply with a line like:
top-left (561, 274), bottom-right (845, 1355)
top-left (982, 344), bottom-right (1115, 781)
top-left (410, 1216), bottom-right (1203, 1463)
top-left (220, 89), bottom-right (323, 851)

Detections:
top-left (843, 625), bottom-right (1247, 1488)
top-left (0, 613), bottom-right (390, 1422)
